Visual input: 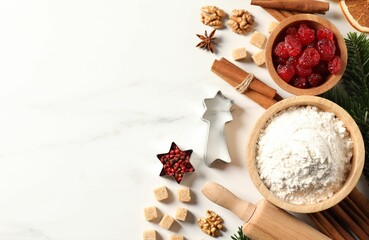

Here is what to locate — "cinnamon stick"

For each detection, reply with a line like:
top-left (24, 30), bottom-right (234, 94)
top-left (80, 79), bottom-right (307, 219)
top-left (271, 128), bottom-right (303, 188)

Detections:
top-left (344, 196), bottom-right (369, 223)
top-left (216, 58), bottom-right (277, 99)
top-left (263, 8), bottom-right (287, 21)
top-left (309, 212), bottom-right (345, 240)
top-left (244, 90), bottom-right (277, 109)
top-left (349, 188), bottom-right (369, 218)
top-left (321, 211), bottom-right (355, 240)
top-left (251, 0), bottom-right (329, 14)
top-left (329, 205), bottom-right (369, 239)
top-left (279, 9), bottom-right (294, 18)
top-left (339, 200), bottom-right (369, 235)
top-left (307, 214), bottom-right (332, 238)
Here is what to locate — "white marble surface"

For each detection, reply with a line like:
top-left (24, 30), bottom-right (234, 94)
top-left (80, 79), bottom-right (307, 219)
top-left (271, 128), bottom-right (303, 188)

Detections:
top-left (0, 0), bottom-right (368, 239)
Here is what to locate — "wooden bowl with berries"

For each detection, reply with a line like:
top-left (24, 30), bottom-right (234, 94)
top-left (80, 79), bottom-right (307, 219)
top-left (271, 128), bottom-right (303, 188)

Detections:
top-left (265, 14), bottom-right (347, 95)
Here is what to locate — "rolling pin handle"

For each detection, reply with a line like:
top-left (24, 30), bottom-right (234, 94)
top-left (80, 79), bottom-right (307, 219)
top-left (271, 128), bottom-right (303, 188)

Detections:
top-left (201, 181), bottom-right (256, 222)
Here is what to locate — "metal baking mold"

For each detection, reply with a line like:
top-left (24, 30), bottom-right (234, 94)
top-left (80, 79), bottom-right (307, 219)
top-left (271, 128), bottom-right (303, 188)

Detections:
top-left (202, 90), bottom-right (233, 166)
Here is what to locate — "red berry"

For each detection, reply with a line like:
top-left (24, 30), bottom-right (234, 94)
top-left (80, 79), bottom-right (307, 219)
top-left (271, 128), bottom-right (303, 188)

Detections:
top-left (273, 41), bottom-right (289, 58)
top-left (286, 56), bottom-right (298, 66)
top-left (274, 56), bottom-right (287, 65)
top-left (298, 48), bottom-right (320, 68)
top-left (292, 77), bottom-right (308, 88)
top-left (277, 64), bottom-right (295, 82)
top-left (295, 64), bottom-right (312, 77)
top-left (313, 61), bottom-right (330, 77)
top-left (307, 73), bottom-right (324, 87)
top-left (306, 40), bottom-right (316, 48)
top-left (285, 35), bottom-right (302, 57)
top-left (317, 27), bottom-right (334, 40)
top-left (296, 24), bottom-right (315, 45)
top-left (286, 27), bottom-right (297, 36)
top-left (317, 38), bottom-right (336, 61)
top-left (328, 55), bottom-right (341, 74)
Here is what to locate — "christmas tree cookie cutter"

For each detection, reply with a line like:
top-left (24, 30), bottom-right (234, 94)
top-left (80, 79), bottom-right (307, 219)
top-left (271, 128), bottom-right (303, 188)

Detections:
top-left (202, 91), bottom-right (233, 166)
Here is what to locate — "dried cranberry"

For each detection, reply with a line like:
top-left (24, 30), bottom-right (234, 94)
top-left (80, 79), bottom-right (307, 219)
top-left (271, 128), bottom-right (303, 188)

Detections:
top-left (286, 27), bottom-right (297, 36)
top-left (313, 61), bottom-right (330, 77)
top-left (295, 64), bottom-right (312, 77)
top-left (277, 64), bottom-right (295, 82)
top-left (298, 48), bottom-right (320, 68)
top-left (292, 77), bottom-right (308, 88)
top-left (274, 56), bottom-right (287, 65)
top-left (328, 55), bottom-right (341, 74)
top-left (286, 56), bottom-right (298, 66)
top-left (317, 27), bottom-right (334, 40)
top-left (307, 73), bottom-right (324, 87)
top-left (296, 24), bottom-right (315, 45)
top-left (273, 41), bottom-right (289, 59)
top-left (306, 40), bottom-right (316, 48)
top-left (317, 38), bottom-right (336, 61)
top-left (285, 35), bottom-right (302, 57)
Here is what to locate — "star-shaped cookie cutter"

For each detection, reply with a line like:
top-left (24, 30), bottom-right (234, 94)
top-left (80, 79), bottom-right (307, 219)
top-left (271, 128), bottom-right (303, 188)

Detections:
top-left (157, 142), bottom-right (195, 184)
top-left (202, 91), bottom-right (233, 166)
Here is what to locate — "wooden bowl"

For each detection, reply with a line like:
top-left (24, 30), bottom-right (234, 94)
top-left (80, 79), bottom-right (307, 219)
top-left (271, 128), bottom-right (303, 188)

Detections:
top-left (247, 96), bottom-right (364, 213)
top-left (265, 14), bottom-right (347, 96)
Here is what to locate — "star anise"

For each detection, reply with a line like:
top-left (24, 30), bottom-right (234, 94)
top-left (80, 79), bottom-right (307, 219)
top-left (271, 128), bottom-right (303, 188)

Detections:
top-left (196, 29), bottom-right (217, 53)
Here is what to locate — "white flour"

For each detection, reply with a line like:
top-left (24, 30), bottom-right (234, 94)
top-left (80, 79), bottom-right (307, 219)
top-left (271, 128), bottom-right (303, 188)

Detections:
top-left (256, 106), bottom-right (353, 204)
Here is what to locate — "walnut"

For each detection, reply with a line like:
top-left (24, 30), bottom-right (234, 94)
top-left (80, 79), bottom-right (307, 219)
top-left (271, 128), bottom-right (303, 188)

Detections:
top-left (197, 210), bottom-right (224, 237)
top-left (227, 9), bottom-right (254, 35)
top-left (201, 6), bottom-right (226, 29)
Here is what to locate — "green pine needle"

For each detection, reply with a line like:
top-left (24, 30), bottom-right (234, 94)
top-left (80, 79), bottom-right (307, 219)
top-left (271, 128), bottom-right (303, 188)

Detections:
top-left (322, 32), bottom-right (369, 180)
top-left (231, 226), bottom-right (250, 240)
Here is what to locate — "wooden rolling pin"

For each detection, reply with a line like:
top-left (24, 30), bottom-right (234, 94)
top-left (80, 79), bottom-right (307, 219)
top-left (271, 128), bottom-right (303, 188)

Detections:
top-left (202, 182), bottom-right (330, 240)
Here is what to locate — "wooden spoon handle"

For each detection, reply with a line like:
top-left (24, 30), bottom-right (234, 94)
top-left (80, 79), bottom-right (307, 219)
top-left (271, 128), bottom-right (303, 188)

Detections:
top-left (201, 181), bottom-right (256, 222)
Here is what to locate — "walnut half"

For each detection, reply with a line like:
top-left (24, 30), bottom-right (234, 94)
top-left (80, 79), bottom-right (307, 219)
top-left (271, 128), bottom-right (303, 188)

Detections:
top-left (197, 210), bottom-right (224, 237)
top-left (201, 6), bottom-right (226, 29)
top-left (227, 9), bottom-right (254, 35)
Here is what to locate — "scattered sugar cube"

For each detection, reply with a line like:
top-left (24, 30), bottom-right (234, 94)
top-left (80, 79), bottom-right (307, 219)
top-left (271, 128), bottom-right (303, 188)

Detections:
top-left (175, 207), bottom-right (188, 221)
top-left (178, 187), bottom-right (191, 202)
top-left (252, 50), bottom-right (266, 66)
top-left (170, 235), bottom-right (184, 240)
top-left (153, 186), bottom-right (168, 201)
top-left (250, 31), bottom-right (267, 48)
top-left (159, 214), bottom-right (175, 230)
top-left (144, 206), bottom-right (158, 221)
top-left (232, 48), bottom-right (247, 61)
top-left (143, 230), bottom-right (157, 240)
top-left (268, 22), bottom-right (279, 33)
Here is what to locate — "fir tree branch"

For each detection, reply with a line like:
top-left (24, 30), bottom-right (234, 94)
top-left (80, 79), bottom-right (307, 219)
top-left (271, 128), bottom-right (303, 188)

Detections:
top-left (231, 226), bottom-right (250, 240)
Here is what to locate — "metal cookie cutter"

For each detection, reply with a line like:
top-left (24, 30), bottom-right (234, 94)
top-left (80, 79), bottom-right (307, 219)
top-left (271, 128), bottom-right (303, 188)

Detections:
top-left (202, 91), bottom-right (233, 166)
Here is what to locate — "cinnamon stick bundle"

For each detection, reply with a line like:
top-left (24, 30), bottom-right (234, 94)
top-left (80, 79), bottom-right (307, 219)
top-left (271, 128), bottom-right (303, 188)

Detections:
top-left (251, 0), bottom-right (329, 14)
top-left (329, 204), bottom-right (368, 239)
top-left (211, 58), bottom-right (279, 109)
top-left (308, 188), bottom-right (369, 239)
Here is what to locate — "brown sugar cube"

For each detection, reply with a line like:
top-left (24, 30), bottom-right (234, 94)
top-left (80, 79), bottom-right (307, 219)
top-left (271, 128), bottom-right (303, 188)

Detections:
top-left (159, 214), bottom-right (175, 230)
top-left (143, 230), bottom-right (157, 240)
top-left (144, 206), bottom-right (158, 221)
top-left (170, 235), bottom-right (184, 240)
top-left (153, 186), bottom-right (168, 201)
top-left (250, 31), bottom-right (267, 49)
top-left (177, 187), bottom-right (191, 202)
top-left (232, 48), bottom-right (247, 61)
top-left (175, 207), bottom-right (188, 221)
top-left (252, 50), bottom-right (266, 66)
top-left (268, 22), bottom-right (279, 33)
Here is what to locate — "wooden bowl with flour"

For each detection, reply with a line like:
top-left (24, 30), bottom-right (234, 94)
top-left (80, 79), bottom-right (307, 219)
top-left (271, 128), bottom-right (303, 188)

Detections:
top-left (247, 96), bottom-right (364, 213)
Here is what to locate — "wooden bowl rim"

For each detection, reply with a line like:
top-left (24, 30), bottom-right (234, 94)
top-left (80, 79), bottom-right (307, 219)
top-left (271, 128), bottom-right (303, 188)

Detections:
top-left (265, 14), bottom-right (348, 96)
top-left (247, 96), bottom-right (365, 213)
